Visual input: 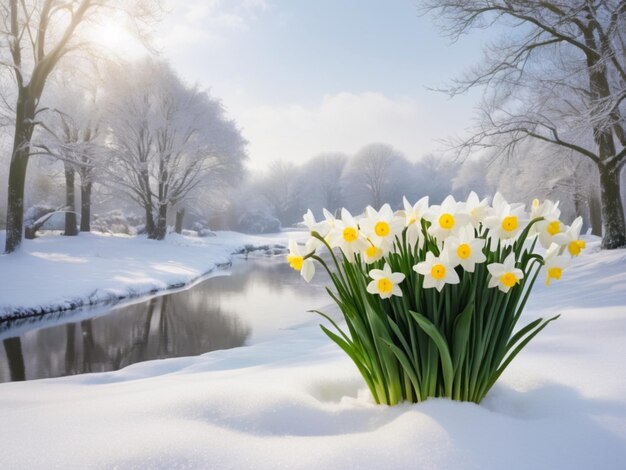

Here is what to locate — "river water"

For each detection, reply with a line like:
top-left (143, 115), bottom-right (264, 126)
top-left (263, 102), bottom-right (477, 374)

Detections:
top-left (0, 257), bottom-right (331, 382)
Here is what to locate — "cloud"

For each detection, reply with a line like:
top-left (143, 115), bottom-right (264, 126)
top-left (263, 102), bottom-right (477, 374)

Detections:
top-left (237, 92), bottom-right (446, 170)
top-left (158, 0), bottom-right (268, 49)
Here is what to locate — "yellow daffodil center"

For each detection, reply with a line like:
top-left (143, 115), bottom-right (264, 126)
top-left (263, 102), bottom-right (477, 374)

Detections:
top-left (287, 255), bottom-right (303, 271)
top-left (375, 221), bottom-right (390, 237)
top-left (439, 213), bottom-right (455, 230)
top-left (502, 216), bottom-right (518, 232)
top-left (366, 245), bottom-right (380, 259)
top-left (431, 263), bottom-right (446, 280)
top-left (547, 221), bottom-right (561, 236)
top-left (500, 272), bottom-right (518, 288)
top-left (407, 217), bottom-right (416, 225)
top-left (568, 239), bottom-right (585, 256)
top-left (343, 227), bottom-right (358, 242)
top-left (532, 198), bottom-right (540, 210)
top-left (548, 267), bottom-right (562, 281)
top-left (457, 243), bottom-right (472, 260)
top-left (377, 278), bottom-right (393, 294)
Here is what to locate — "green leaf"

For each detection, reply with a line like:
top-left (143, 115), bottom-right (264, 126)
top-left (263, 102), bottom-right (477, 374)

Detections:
top-left (380, 337), bottom-right (422, 401)
top-left (451, 296), bottom-right (474, 374)
top-left (481, 314), bottom-right (560, 399)
top-left (320, 324), bottom-right (379, 404)
top-left (504, 317), bottom-right (543, 353)
top-left (409, 310), bottom-right (454, 398)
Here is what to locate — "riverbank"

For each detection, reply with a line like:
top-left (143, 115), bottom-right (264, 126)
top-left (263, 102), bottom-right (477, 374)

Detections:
top-left (0, 230), bottom-right (290, 320)
top-left (0, 237), bottom-right (625, 468)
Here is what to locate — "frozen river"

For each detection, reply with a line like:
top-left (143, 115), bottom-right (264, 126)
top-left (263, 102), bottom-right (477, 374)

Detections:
top-left (0, 257), bottom-right (330, 382)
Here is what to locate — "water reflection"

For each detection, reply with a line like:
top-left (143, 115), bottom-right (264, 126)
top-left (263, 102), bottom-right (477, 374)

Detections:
top-left (0, 258), bottom-right (329, 382)
top-left (2, 337), bottom-right (25, 381)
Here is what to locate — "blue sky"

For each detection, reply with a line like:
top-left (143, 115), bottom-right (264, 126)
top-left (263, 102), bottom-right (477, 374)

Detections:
top-left (157, 0), bottom-right (498, 170)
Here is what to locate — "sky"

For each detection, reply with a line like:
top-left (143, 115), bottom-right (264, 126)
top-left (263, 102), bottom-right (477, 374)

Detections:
top-left (153, 0), bottom-right (498, 171)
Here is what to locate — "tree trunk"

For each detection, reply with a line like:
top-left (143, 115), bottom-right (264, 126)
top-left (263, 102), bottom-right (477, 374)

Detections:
top-left (3, 337), bottom-right (26, 381)
top-left (140, 168), bottom-right (156, 237)
top-left (151, 203), bottom-right (168, 240)
top-left (175, 208), bottom-right (185, 234)
top-left (598, 164), bottom-right (626, 249)
top-left (5, 151), bottom-right (29, 252)
top-left (80, 180), bottom-right (92, 232)
top-left (573, 181), bottom-right (587, 232)
top-left (151, 158), bottom-right (168, 240)
top-left (144, 203), bottom-right (156, 238)
top-left (64, 164), bottom-right (78, 236)
top-left (5, 82), bottom-right (38, 253)
top-left (582, 32), bottom-right (626, 249)
top-left (589, 191), bottom-right (603, 237)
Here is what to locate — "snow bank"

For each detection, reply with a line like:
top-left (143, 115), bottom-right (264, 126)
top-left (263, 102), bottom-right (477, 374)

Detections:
top-left (0, 231), bottom-right (290, 320)
top-left (0, 238), bottom-right (625, 469)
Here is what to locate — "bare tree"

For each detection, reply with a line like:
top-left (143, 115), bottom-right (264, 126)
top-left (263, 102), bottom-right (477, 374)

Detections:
top-left (412, 153), bottom-right (460, 204)
top-left (0, 0), bottom-right (159, 252)
top-left (33, 71), bottom-right (105, 235)
top-left (56, 110), bottom-right (99, 234)
top-left (105, 60), bottom-right (246, 240)
top-left (36, 76), bottom-right (101, 234)
top-left (424, 0), bottom-right (626, 248)
top-left (454, 142), bottom-right (604, 234)
top-left (258, 160), bottom-right (304, 227)
top-left (341, 143), bottom-right (412, 211)
top-left (298, 152), bottom-right (347, 217)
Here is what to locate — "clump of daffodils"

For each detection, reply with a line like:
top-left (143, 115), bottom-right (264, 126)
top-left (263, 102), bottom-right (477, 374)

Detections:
top-left (287, 192), bottom-right (584, 405)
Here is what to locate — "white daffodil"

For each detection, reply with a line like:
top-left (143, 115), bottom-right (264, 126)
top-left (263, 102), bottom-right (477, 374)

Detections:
top-left (360, 204), bottom-right (403, 249)
top-left (302, 209), bottom-right (330, 251)
top-left (483, 192), bottom-right (528, 244)
top-left (303, 209), bottom-right (332, 236)
top-left (529, 199), bottom-right (567, 249)
top-left (362, 240), bottom-right (385, 264)
top-left (536, 217), bottom-right (568, 249)
top-left (413, 251), bottom-right (460, 292)
top-left (366, 263), bottom-right (405, 299)
top-left (286, 239), bottom-right (315, 282)
top-left (493, 192), bottom-right (525, 212)
top-left (322, 208), bottom-right (338, 230)
top-left (561, 216), bottom-right (586, 257)
top-left (530, 198), bottom-right (560, 221)
top-left (326, 208), bottom-right (368, 260)
top-left (424, 195), bottom-right (470, 242)
top-left (445, 226), bottom-right (486, 272)
top-left (402, 196), bottom-right (429, 246)
top-left (543, 243), bottom-right (570, 286)
top-left (487, 253), bottom-right (524, 293)
top-left (464, 191), bottom-right (491, 229)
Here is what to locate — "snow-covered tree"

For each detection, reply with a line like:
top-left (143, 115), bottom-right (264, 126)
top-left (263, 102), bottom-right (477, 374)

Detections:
top-left (410, 153), bottom-right (461, 204)
top-left (0, 0), bottom-right (160, 252)
top-left (297, 152), bottom-right (348, 217)
top-left (451, 155), bottom-right (491, 200)
top-left (104, 60), bottom-right (246, 240)
top-left (424, 0), bottom-right (626, 248)
top-left (341, 143), bottom-right (413, 212)
top-left (39, 79), bottom-right (102, 234)
top-left (257, 160), bottom-right (305, 227)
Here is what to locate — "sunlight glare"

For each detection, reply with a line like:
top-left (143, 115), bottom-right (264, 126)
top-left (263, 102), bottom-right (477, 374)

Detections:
top-left (88, 22), bottom-right (144, 58)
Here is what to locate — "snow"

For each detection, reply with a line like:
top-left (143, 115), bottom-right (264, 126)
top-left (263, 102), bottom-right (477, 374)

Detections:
top-left (0, 237), bottom-right (625, 469)
top-left (0, 231), bottom-right (290, 319)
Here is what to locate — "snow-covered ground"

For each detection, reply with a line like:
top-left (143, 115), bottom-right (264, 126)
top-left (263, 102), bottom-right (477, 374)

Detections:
top-left (0, 231), bottom-right (290, 319)
top-left (0, 237), bottom-right (625, 469)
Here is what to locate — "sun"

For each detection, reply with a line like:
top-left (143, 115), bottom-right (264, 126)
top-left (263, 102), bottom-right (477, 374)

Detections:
top-left (87, 22), bottom-right (144, 58)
